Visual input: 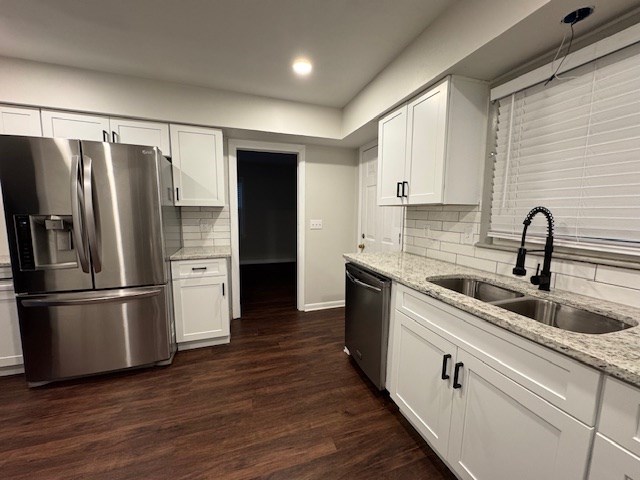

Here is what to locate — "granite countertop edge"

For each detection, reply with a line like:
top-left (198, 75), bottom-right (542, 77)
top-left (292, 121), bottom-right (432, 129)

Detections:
top-left (344, 251), bottom-right (640, 389)
top-left (171, 246), bottom-right (232, 261)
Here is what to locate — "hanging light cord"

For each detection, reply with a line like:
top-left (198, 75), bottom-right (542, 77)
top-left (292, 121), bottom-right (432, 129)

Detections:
top-left (545, 23), bottom-right (575, 86)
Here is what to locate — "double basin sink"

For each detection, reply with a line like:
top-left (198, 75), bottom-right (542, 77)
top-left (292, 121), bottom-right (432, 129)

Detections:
top-left (429, 277), bottom-right (633, 335)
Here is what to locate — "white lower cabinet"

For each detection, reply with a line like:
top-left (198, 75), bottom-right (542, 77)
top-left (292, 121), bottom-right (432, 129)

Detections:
top-left (588, 377), bottom-right (640, 479)
top-left (447, 349), bottom-right (592, 480)
top-left (589, 434), bottom-right (640, 480)
top-left (172, 259), bottom-right (230, 349)
top-left (389, 283), bottom-right (596, 479)
top-left (391, 311), bottom-right (455, 454)
top-left (0, 280), bottom-right (23, 375)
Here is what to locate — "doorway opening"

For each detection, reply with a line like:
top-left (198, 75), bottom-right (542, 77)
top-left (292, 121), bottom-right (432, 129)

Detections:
top-left (236, 149), bottom-right (298, 315)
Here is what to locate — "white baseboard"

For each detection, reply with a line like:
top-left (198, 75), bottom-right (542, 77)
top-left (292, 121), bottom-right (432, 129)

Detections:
top-left (0, 364), bottom-right (24, 377)
top-left (304, 300), bottom-right (345, 312)
top-left (177, 336), bottom-right (230, 351)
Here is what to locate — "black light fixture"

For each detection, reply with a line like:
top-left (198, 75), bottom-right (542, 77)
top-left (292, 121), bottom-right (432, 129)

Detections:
top-left (562, 6), bottom-right (595, 25)
top-left (545, 6), bottom-right (595, 86)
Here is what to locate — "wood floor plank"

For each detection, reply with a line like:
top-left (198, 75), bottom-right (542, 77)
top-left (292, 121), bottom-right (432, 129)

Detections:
top-left (0, 263), bottom-right (456, 479)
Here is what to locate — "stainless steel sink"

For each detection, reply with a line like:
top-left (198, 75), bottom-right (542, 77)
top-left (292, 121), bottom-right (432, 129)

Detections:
top-left (429, 277), bottom-right (525, 303)
top-left (493, 297), bottom-right (633, 334)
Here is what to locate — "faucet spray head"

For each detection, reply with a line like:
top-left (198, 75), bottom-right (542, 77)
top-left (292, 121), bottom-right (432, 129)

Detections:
top-left (512, 247), bottom-right (527, 276)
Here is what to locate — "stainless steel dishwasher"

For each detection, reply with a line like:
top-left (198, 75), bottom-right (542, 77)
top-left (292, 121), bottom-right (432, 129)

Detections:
top-left (345, 263), bottom-right (391, 390)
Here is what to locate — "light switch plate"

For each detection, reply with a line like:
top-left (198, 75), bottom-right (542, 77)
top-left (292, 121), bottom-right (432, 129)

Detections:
top-left (310, 219), bottom-right (323, 230)
top-left (462, 224), bottom-right (474, 245)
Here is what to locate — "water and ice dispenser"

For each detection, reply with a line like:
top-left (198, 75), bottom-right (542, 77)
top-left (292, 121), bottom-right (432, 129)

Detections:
top-left (14, 214), bottom-right (76, 271)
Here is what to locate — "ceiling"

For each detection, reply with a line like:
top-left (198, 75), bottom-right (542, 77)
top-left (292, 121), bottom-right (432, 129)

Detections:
top-left (0, 0), bottom-right (453, 108)
top-left (454, 0), bottom-right (640, 85)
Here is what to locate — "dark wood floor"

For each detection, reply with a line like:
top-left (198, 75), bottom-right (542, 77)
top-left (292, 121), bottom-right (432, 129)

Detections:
top-left (0, 265), bottom-right (456, 480)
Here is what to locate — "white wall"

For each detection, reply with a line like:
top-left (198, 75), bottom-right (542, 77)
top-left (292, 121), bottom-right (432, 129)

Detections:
top-left (341, 0), bottom-right (551, 136)
top-left (0, 56), bottom-right (342, 139)
top-left (305, 145), bottom-right (358, 308)
top-left (403, 205), bottom-right (640, 309)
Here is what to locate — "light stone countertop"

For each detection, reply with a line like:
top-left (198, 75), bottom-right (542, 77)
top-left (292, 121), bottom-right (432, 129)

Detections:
top-left (0, 255), bottom-right (11, 267)
top-left (344, 251), bottom-right (640, 388)
top-left (171, 246), bottom-right (231, 261)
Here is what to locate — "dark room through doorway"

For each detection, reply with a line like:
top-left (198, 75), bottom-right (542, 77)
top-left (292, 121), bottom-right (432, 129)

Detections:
top-left (237, 150), bottom-right (297, 313)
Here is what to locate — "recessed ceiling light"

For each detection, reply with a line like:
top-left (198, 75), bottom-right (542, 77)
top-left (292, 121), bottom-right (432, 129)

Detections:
top-left (292, 58), bottom-right (312, 76)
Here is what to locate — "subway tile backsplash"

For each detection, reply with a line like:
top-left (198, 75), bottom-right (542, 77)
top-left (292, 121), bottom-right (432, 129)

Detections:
top-left (180, 206), bottom-right (231, 247)
top-left (403, 205), bottom-right (640, 308)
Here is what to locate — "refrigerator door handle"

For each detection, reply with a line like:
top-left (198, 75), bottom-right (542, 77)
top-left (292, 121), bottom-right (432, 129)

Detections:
top-left (82, 155), bottom-right (102, 273)
top-left (70, 155), bottom-right (90, 273)
top-left (20, 287), bottom-right (162, 307)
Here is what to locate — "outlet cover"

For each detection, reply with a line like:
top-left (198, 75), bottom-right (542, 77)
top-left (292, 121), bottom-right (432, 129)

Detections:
top-left (310, 219), bottom-right (323, 230)
top-left (462, 224), bottom-right (475, 245)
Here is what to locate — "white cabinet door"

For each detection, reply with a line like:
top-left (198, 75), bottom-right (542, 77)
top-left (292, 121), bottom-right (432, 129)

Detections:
top-left (377, 106), bottom-right (407, 206)
top-left (589, 434), bottom-right (640, 480)
top-left (173, 276), bottom-right (229, 343)
top-left (170, 124), bottom-right (225, 206)
top-left (0, 281), bottom-right (22, 368)
top-left (0, 105), bottom-right (42, 136)
top-left (110, 118), bottom-right (171, 157)
top-left (41, 110), bottom-right (109, 141)
top-left (447, 349), bottom-right (592, 480)
top-left (390, 311), bottom-right (456, 454)
top-left (406, 81), bottom-right (448, 204)
top-left (598, 376), bottom-right (640, 457)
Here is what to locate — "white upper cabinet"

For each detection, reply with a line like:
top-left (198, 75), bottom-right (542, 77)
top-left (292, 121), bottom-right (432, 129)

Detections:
top-left (41, 110), bottom-right (110, 142)
top-left (109, 118), bottom-right (171, 157)
top-left (0, 105), bottom-right (42, 136)
top-left (170, 124), bottom-right (225, 207)
top-left (377, 76), bottom-right (489, 206)
top-left (378, 106), bottom-right (408, 206)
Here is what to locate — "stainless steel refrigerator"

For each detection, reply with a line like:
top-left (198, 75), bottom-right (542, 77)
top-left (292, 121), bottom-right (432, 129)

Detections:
top-left (0, 136), bottom-right (182, 386)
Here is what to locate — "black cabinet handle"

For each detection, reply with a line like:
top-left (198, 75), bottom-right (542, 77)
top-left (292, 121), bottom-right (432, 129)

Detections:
top-left (191, 267), bottom-right (207, 271)
top-left (176, 187), bottom-right (180, 202)
top-left (453, 362), bottom-right (464, 389)
top-left (441, 354), bottom-right (451, 380)
top-left (102, 130), bottom-right (109, 142)
top-left (222, 283), bottom-right (225, 296)
top-left (396, 182), bottom-right (402, 198)
top-left (112, 131), bottom-right (118, 143)
top-left (402, 181), bottom-right (409, 197)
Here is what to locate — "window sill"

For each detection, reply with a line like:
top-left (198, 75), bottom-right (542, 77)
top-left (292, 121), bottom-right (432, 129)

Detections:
top-left (476, 240), bottom-right (640, 271)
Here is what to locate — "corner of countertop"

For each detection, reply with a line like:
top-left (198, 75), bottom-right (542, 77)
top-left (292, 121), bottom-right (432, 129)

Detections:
top-left (170, 246), bottom-right (232, 261)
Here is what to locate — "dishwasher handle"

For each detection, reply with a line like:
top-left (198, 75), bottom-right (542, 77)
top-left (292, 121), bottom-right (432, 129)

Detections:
top-left (346, 270), bottom-right (382, 293)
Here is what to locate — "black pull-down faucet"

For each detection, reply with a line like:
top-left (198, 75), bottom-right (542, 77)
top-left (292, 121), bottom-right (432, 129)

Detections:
top-left (512, 206), bottom-right (554, 291)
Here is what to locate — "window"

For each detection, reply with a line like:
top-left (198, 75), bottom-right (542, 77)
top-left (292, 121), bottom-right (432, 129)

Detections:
top-left (489, 42), bottom-right (640, 256)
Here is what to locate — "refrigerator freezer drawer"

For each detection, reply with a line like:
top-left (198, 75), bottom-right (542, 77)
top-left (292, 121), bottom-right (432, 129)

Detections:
top-left (17, 285), bottom-right (172, 383)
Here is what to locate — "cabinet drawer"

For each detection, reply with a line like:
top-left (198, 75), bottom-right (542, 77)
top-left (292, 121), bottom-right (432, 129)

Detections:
top-left (589, 433), bottom-right (640, 479)
top-left (394, 284), bottom-right (601, 425)
top-left (599, 376), bottom-right (640, 457)
top-left (171, 259), bottom-right (227, 279)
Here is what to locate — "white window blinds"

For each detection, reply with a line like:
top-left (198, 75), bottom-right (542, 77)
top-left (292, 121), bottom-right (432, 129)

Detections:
top-left (489, 42), bottom-right (640, 254)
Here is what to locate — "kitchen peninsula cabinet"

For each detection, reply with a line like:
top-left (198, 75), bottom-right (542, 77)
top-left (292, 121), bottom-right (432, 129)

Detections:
top-left (377, 76), bottom-right (488, 206)
top-left (388, 283), bottom-right (598, 479)
top-left (0, 105), bottom-right (42, 136)
top-left (171, 258), bottom-right (230, 349)
top-left (169, 124), bottom-right (225, 207)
